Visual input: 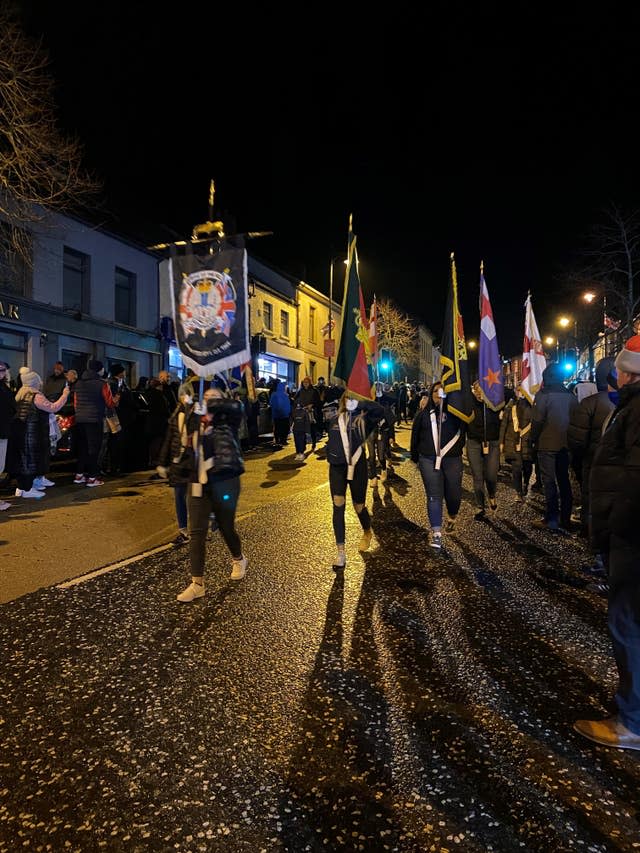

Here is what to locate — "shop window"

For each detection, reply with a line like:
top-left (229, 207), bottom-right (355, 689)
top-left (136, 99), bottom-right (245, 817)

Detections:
top-left (61, 349), bottom-right (90, 375)
top-left (63, 248), bottom-right (90, 314)
top-left (107, 359), bottom-right (134, 386)
top-left (280, 309), bottom-right (289, 339)
top-left (115, 267), bottom-right (137, 326)
top-left (309, 306), bottom-right (316, 342)
top-left (263, 301), bottom-right (273, 331)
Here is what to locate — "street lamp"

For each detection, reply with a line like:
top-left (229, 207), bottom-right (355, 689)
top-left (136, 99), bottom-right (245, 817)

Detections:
top-left (467, 339), bottom-right (477, 350)
top-left (557, 315), bottom-right (578, 378)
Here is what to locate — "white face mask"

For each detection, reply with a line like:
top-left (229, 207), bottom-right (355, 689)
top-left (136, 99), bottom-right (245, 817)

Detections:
top-left (345, 398), bottom-right (358, 411)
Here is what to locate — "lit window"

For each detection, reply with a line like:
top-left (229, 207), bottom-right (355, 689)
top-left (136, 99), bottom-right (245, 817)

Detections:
top-left (263, 302), bottom-right (273, 331)
top-left (309, 306), bottom-right (316, 342)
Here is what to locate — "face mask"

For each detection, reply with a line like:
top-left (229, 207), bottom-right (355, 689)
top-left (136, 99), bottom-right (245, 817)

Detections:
top-left (608, 390), bottom-right (619, 406)
top-left (345, 398), bottom-right (358, 411)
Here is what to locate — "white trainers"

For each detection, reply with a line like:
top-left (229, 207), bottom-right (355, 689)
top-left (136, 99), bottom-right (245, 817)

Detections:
top-left (0, 500), bottom-right (10, 511)
top-left (177, 581), bottom-right (205, 602)
top-left (73, 474), bottom-right (86, 485)
top-left (430, 531), bottom-right (442, 551)
top-left (33, 476), bottom-right (54, 488)
top-left (333, 549), bottom-right (346, 569)
top-left (295, 453), bottom-right (305, 462)
top-left (15, 488), bottom-right (45, 499)
top-left (358, 528), bottom-right (373, 552)
top-left (230, 554), bottom-right (248, 580)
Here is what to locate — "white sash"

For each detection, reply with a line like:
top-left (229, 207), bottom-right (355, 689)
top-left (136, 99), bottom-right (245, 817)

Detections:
top-left (511, 404), bottom-right (530, 452)
top-left (430, 410), bottom-right (460, 470)
top-left (338, 412), bottom-right (363, 480)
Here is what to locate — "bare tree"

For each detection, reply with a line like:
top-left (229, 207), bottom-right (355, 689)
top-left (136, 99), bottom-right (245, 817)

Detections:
top-left (564, 204), bottom-right (640, 332)
top-left (376, 297), bottom-right (419, 379)
top-left (0, 10), bottom-right (99, 269)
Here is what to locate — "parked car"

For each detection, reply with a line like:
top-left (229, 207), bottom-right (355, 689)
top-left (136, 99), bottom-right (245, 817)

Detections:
top-left (51, 410), bottom-right (77, 460)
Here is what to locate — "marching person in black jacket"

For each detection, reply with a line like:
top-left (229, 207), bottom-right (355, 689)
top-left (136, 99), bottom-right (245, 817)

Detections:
top-left (176, 387), bottom-right (247, 602)
top-left (466, 380), bottom-right (502, 519)
top-left (411, 381), bottom-right (466, 551)
top-left (499, 384), bottom-right (534, 502)
top-left (574, 336), bottom-right (640, 750)
top-left (324, 391), bottom-right (384, 569)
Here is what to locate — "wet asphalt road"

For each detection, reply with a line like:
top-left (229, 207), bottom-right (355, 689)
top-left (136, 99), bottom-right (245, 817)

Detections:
top-left (1, 437), bottom-right (639, 852)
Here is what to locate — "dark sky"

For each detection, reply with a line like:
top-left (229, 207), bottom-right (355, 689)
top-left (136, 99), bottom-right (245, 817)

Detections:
top-left (16, 2), bottom-right (640, 355)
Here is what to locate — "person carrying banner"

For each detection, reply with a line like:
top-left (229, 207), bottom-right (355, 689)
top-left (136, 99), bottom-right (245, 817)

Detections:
top-left (466, 380), bottom-right (501, 519)
top-left (176, 387), bottom-right (247, 602)
top-left (411, 381), bottom-right (466, 550)
top-left (325, 391), bottom-right (384, 568)
top-left (499, 383), bottom-right (534, 502)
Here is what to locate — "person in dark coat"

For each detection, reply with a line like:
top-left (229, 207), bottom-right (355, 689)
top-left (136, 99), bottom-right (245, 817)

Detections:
top-left (176, 387), bottom-right (247, 601)
top-left (0, 361), bottom-right (16, 509)
top-left (269, 379), bottom-right (292, 448)
top-left (295, 376), bottom-right (321, 450)
top-left (157, 396), bottom-right (195, 545)
top-left (466, 380), bottom-right (502, 519)
top-left (42, 361), bottom-right (66, 402)
top-left (9, 367), bottom-right (70, 498)
top-left (106, 363), bottom-right (137, 474)
top-left (411, 381), bottom-right (466, 551)
top-left (144, 378), bottom-right (171, 469)
top-left (499, 383), bottom-right (534, 502)
top-left (574, 336), bottom-right (640, 750)
top-left (530, 362), bottom-right (579, 532)
top-left (568, 357), bottom-right (616, 537)
top-left (73, 359), bottom-right (119, 487)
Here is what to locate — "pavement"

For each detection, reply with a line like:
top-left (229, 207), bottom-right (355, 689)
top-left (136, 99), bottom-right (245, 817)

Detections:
top-left (1, 428), bottom-right (639, 852)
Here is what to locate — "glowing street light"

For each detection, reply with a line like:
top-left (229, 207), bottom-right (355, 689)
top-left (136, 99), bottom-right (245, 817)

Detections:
top-left (468, 339), bottom-right (477, 350)
top-left (544, 336), bottom-right (556, 346)
top-left (558, 316), bottom-right (571, 329)
top-left (583, 291), bottom-right (596, 304)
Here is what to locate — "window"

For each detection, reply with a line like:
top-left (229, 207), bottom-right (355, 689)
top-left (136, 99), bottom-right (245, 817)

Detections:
top-left (309, 305), bottom-right (316, 342)
top-left (115, 267), bottom-right (137, 326)
top-left (61, 349), bottom-right (90, 376)
top-left (280, 309), bottom-right (289, 339)
top-left (63, 247), bottom-right (90, 313)
top-left (0, 223), bottom-right (31, 297)
top-left (263, 301), bottom-right (273, 331)
top-left (309, 360), bottom-right (316, 382)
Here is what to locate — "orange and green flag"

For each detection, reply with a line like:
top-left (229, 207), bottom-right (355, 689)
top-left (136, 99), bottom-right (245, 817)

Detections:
top-left (334, 215), bottom-right (375, 400)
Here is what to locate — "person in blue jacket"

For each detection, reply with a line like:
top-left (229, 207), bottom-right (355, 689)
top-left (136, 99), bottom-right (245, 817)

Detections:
top-left (269, 379), bottom-right (292, 448)
top-left (324, 391), bottom-right (385, 568)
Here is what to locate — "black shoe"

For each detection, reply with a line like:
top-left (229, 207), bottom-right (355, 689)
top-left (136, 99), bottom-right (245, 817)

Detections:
top-left (586, 581), bottom-right (609, 597)
top-left (173, 531), bottom-right (190, 545)
top-left (474, 509), bottom-right (486, 520)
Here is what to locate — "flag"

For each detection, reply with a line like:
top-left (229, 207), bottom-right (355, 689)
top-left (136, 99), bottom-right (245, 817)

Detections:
top-left (477, 263), bottom-right (505, 411)
top-left (320, 318), bottom-right (336, 337)
top-left (368, 295), bottom-right (378, 370)
top-left (333, 215), bottom-right (375, 400)
top-left (440, 253), bottom-right (474, 423)
top-left (520, 292), bottom-right (546, 403)
top-left (604, 313), bottom-right (621, 331)
top-left (168, 241), bottom-right (250, 376)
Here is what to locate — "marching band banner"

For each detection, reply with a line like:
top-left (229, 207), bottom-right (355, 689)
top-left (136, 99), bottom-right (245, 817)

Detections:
top-left (168, 243), bottom-right (250, 377)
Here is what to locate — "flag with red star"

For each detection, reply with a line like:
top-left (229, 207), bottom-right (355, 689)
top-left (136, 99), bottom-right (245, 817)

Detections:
top-left (477, 263), bottom-right (505, 411)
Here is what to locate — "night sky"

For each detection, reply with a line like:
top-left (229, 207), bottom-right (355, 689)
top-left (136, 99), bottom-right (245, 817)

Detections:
top-left (16, 2), bottom-right (640, 356)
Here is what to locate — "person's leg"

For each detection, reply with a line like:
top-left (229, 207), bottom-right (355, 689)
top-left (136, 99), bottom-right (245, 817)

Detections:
top-left (178, 489), bottom-right (211, 601)
top-left (208, 477), bottom-right (243, 559)
top-left (75, 423), bottom-right (88, 478)
top-left (86, 422), bottom-right (104, 480)
top-left (511, 455), bottom-right (524, 495)
top-left (555, 447), bottom-right (573, 528)
top-left (293, 430), bottom-right (306, 455)
top-left (0, 437), bottom-right (8, 475)
top-left (522, 459), bottom-right (533, 493)
top-left (608, 536), bottom-right (640, 734)
top-left (484, 441), bottom-right (500, 503)
top-left (350, 457), bottom-right (372, 549)
top-left (329, 464), bottom-right (348, 565)
top-left (174, 483), bottom-right (188, 532)
top-left (365, 433), bottom-right (377, 481)
top-left (466, 439), bottom-right (485, 511)
top-left (418, 455), bottom-right (444, 531)
top-left (580, 460), bottom-right (591, 534)
top-left (442, 455), bottom-right (463, 519)
top-left (537, 450), bottom-right (559, 527)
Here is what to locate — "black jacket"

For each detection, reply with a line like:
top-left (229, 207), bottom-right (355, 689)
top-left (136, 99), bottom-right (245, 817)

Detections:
top-left (0, 381), bottom-right (16, 439)
top-left (530, 382), bottom-right (579, 451)
top-left (499, 397), bottom-right (534, 461)
top-left (589, 381), bottom-right (640, 552)
top-left (466, 397), bottom-right (501, 442)
top-left (325, 401), bottom-right (385, 465)
top-left (411, 399), bottom-right (466, 460)
top-left (567, 390), bottom-right (615, 466)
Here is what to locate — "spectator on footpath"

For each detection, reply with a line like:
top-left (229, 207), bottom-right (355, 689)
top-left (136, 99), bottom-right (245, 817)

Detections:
top-left (145, 377), bottom-right (171, 472)
top-left (9, 367), bottom-right (70, 498)
top-left (270, 379), bottom-right (291, 448)
top-left (0, 361), bottom-right (16, 510)
top-left (291, 400), bottom-right (312, 462)
top-left (295, 377), bottom-right (321, 450)
top-left (177, 387), bottom-right (248, 602)
top-left (73, 359), bottom-right (119, 488)
top-left (107, 364), bottom-right (136, 474)
top-left (530, 362), bottom-right (579, 532)
top-left (411, 381), bottom-right (466, 551)
top-left (466, 380), bottom-right (501, 520)
top-left (158, 370), bottom-right (179, 413)
top-left (568, 357), bottom-right (616, 539)
top-left (499, 383), bottom-right (534, 503)
top-left (574, 336), bottom-right (640, 750)
top-left (42, 361), bottom-right (66, 401)
top-left (314, 377), bottom-right (328, 438)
